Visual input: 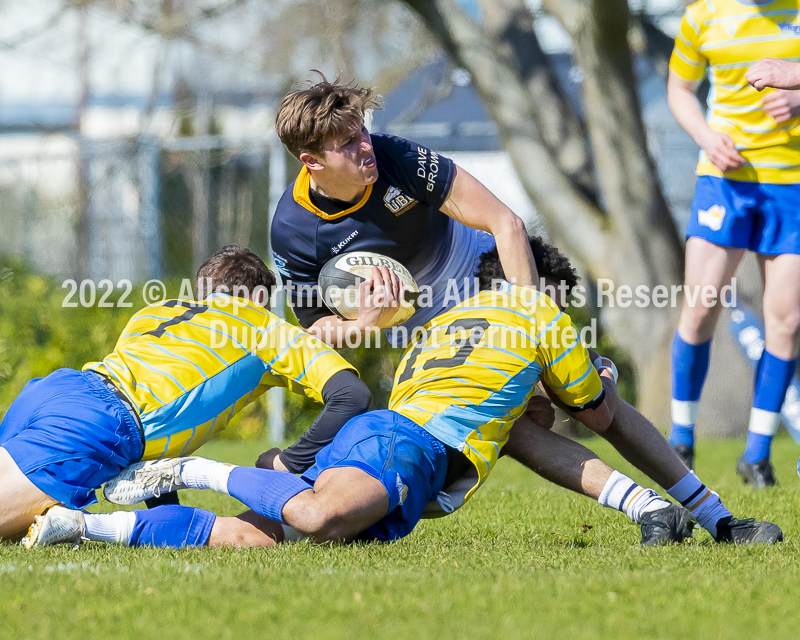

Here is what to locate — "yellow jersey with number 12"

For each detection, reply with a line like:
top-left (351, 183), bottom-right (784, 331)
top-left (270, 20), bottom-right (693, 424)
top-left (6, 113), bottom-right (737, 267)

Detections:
top-left (670, 0), bottom-right (800, 184)
top-left (84, 293), bottom-right (355, 460)
top-left (388, 282), bottom-right (603, 507)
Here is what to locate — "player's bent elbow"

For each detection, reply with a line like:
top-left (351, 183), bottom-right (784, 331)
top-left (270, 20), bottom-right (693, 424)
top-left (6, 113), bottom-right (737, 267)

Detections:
top-left (346, 378), bottom-right (372, 416)
top-left (323, 371), bottom-right (372, 420)
top-left (495, 211), bottom-right (526, 238)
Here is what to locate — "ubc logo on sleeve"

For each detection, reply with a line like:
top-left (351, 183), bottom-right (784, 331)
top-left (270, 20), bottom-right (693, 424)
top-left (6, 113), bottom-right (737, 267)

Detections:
top-left (698, 205), bottom-right (726, 231)
top-left (383, 186), bottom-right (417, 216)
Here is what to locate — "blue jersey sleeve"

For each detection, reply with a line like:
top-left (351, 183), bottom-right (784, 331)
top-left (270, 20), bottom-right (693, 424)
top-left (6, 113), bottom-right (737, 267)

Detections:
top-left (371, 134), bottom-right (455, 209)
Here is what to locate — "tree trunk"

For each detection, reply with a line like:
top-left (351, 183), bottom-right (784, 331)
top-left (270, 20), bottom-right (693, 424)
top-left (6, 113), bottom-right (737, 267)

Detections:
top-left (544, 0), bottom-right (685, 421)
top-left (478, 0), bottom-right (597, 202)
top-left (401, 0), bottom-right (686, 424)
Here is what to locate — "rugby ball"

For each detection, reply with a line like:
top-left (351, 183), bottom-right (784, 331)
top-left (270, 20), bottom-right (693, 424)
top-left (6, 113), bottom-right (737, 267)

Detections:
top-left (318, 251), bottom-right (419, 325)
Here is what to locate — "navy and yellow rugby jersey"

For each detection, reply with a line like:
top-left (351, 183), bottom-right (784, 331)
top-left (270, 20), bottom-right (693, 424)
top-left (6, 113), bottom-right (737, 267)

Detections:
top-left (271, 133), bottom-right (493, 337)
top-left (83, 293), bottom-right (355, 460)
top-left (388, 283), bottom-right (603, 508)
top-left (670, 0), bottom-right (800, 183)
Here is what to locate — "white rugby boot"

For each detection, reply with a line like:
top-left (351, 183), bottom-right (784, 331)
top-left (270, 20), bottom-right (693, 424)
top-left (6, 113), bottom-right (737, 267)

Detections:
top-left (22, 506), bottom-right (86, 548)
top-left (103, 458), bottom-right (191, 505)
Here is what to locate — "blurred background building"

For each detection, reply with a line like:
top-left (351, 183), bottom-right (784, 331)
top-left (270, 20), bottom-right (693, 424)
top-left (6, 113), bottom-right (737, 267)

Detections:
top-left (0, 0), bottom-right (693, 284)
top-left (2, 0), bottom-right (768, 440)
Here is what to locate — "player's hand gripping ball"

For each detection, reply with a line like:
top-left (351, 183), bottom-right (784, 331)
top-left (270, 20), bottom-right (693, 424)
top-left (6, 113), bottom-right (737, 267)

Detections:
top-left (319, 252), bottom-right (419, 326)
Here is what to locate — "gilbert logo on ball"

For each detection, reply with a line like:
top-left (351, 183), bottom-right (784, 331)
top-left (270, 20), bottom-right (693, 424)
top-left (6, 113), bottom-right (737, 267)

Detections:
top-left (319, 251), bottom-right (419, 325)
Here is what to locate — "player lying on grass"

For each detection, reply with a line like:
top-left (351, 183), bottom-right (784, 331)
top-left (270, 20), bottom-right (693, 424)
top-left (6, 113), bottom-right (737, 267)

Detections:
top-left (0, 245), bottom-right (375, 544)
top-left (24, 238), bottom-right (783, 549)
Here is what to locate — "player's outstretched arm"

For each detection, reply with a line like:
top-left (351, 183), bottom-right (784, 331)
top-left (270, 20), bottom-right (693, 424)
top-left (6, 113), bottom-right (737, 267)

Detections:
top-left (667, 71), bottom-right (745, 172)
top-left (439, 166), bottom-right (538, 286)
top-left (747, 58), bottom-right (800, 91)
top-left (269, 370), bottom-right (371, 474)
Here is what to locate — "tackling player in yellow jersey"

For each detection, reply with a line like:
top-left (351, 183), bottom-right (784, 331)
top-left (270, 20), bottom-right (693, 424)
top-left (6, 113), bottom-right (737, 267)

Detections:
top-left (32, 238), bottom-right (782, 549)
top-left (0, 245), bottom-right (371, 545)
top-left (667, 0), bottom-right (800, 484)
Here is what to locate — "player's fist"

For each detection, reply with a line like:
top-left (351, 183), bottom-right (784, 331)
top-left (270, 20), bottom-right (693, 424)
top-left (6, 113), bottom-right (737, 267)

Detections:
top-left (762, 90), bottom-right (800, 124)
top-left (525, 395), bottom-right (556, 430)
top-left (699, 130), bottom-right (745, 173)
top-left (256, 447), bottom-right (288, 472)
top-left (356, 266), bottom-right (404, 330)
top-left (746, 58), bottom-right (800, 91)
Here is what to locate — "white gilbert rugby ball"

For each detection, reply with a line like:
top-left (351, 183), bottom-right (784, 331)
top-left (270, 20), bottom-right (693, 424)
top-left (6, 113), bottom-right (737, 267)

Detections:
top-left (318, 251), bottom-right (419, 325)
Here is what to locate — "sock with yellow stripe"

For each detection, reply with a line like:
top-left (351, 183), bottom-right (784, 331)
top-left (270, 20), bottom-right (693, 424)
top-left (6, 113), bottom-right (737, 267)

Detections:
top-left (667, 471), bottom-right (730, 538)
top-left (598, 471), bottom-right (671, 524)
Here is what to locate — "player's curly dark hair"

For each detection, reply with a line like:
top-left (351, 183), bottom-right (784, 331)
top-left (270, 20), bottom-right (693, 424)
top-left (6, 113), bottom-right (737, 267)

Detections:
top-left (477, 235), bottom-right (579, 303)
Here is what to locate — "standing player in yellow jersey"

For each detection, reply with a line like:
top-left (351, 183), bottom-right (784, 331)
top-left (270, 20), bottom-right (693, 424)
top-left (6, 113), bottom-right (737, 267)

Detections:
top-left (667, 0), bottom-right (800, 485)
top-left (0, 245), bottom-right (373, 545)
top-left (37, 238), bottom-right (781, 549)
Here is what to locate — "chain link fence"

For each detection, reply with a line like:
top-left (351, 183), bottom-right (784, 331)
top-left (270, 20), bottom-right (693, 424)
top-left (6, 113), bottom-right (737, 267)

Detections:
top-left (0, 135), bottom-right (290, 284)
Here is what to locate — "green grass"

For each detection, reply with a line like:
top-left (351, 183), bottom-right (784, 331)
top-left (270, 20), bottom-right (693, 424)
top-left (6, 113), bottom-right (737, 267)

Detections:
top-left (3, 435), bottom-right (800, 640)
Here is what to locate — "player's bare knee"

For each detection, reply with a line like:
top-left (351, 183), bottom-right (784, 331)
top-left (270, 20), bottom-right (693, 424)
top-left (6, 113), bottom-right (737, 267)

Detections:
top-left (297, 508), bottom-right (339, 542)
top-left (679, 302), bottom-right (720, 342)
top-left (765, 307), bottom-right (800, 344)
top-left (282, 494), bottom-right (336, 540)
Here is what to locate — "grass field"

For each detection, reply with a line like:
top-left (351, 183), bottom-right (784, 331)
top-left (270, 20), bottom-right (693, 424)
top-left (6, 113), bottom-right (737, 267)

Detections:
top-left (2, 435), bottom-right (800, 640)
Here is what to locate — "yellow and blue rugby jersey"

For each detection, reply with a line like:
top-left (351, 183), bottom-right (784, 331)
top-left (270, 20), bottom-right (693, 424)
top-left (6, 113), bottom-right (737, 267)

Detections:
top-left (670, 0), bottom-right (800, 183)
top-left (83, 293), bottom-right (355, 460)
top-left (388, 283), bottom-right (603, 506)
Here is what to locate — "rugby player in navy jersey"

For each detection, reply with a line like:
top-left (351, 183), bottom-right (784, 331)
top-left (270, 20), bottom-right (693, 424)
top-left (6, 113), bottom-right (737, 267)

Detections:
top-left (270, 73), bottom-right (536, 348)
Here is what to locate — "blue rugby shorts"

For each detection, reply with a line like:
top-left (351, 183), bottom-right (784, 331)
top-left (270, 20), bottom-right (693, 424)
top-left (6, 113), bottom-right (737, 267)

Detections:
top-left (0, 369), bottom-right (144, 509)
top-left (687, 176), bottom-right (800, 255)
top-left (302, 409), bottom-right (448, 542)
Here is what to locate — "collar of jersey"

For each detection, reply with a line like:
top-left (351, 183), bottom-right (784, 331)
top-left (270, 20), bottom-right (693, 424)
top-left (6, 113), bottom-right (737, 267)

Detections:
top-left (293, 166), bottom-right (373, 220)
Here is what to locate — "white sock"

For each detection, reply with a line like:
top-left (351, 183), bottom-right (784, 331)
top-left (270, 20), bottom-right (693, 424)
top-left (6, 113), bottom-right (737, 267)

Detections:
top-left (598, 470), bottom-right (671, 524)
top-left (666, 471), bottom-right (731, 538)
top-left (84, 511), bottom-right (136, 544)
top-left (748, 407), bottom-right (781, 437)
top-left (180, 458), bottom-right (236, 495)
top-left (281, 525), bottom-right (306, 542)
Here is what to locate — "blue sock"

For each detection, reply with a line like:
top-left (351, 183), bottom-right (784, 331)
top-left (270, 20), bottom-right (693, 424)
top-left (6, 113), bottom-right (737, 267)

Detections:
top-left (227, 467), bottom-right (312, 523)
top-left (669, 333), bottom-right (711, 448)
top-left (745, 350), bottom-right (796, 463)
top-left (128, 506), bottom-right (216, 548)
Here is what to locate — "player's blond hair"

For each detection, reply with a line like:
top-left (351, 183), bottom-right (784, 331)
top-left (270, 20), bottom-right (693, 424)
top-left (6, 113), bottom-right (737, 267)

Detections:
top-left (275, 71), bottom-right (382, 158)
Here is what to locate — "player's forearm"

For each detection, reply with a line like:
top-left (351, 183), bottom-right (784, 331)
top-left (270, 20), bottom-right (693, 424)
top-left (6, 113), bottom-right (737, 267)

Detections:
top-left (667, 76), bottom-right (713, 148)
top-left (308, 315), bottom-right (364, 348)
top-left (493, 214), bottom-right (538, 287)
